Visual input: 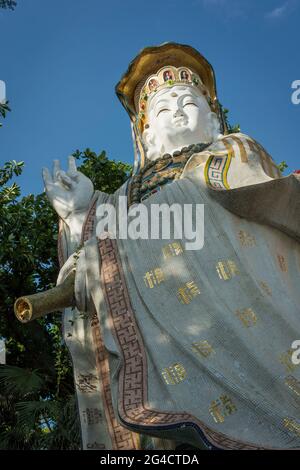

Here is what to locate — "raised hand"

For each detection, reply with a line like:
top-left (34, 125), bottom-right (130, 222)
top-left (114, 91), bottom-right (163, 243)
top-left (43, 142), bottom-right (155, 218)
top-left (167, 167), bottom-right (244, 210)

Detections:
top-left (42, 156), bottom-right (94, 221)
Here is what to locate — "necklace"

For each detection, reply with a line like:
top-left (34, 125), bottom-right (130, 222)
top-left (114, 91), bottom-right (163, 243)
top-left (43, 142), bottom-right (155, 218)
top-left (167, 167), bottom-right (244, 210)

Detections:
top-left (128, 142), bottom-right (211, 206)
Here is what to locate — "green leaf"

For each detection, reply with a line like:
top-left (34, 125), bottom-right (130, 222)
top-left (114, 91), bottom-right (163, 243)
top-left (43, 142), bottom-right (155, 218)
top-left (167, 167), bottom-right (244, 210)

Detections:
top-left (0, 365), bottom-right (45, 396)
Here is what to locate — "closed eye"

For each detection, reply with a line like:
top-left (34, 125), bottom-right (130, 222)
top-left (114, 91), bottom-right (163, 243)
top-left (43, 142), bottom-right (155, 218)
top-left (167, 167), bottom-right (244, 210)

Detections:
top-left (183, 102), bottom-right (198, 108)
top-left (156, 108), bottom-right (170, 116)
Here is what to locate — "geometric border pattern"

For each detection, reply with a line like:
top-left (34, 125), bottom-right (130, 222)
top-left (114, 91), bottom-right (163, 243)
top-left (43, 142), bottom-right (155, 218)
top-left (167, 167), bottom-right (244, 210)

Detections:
top-left (204, 152), bottom-right (232, 190)
top-left (81, 196), bottom-right (139, 450)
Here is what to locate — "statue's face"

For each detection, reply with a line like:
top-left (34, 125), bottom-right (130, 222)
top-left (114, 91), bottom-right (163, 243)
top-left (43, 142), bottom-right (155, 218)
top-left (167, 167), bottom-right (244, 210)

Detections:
top-left (143, 85), bottom-right (221, 160)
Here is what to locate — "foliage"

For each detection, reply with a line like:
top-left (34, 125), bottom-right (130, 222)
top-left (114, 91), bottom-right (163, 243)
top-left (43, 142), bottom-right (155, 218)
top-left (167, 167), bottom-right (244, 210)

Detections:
top-left (0, 0), bottom-right (16, 9)
top-left (73, 148), bottom-right (132, 193)
top-left (0, 101), bottom-right (11, 128)
top-left (222, 106), bottom-right (241, 134)
top-left (0, 365), bottom-right (80, 449)
top-left (278, 160), bottom-right (289, 173)
top-left (0, 152), bottom-right (131, 449)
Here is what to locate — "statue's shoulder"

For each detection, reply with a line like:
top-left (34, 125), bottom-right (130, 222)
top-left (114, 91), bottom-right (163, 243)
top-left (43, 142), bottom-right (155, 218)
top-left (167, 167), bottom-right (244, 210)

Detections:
top-left (214, 133), bottom-right (281, 180)
top-left (216, 132), bottom-right (264, 150)
top-left (206, 132), bottom-right (260, 156)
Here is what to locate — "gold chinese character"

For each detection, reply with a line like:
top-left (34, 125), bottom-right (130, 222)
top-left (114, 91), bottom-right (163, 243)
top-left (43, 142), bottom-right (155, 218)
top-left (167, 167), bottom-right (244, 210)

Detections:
top-left (216, 260), bottom-right (239, 281)
top-left (162, 363), bottom-right (187, 385)
top-left (285, 375), bottom-right (300, 397)
top-left (162, 245), bottom-right (172, 259)
top-left (162, 242), bottom-right (184, 259)
top-left (154, 268), bottom-right (164, 283)
top-left (186, 281), bottom-right (201, 296)
top-left (280, 349), bottom-right (299, 373)
top-left (209, 395), bottom-right (237, 424)
top-left (283, 418), bottom-right (300, 437)
top-left (192, 341), bottom-right (215, 358)
top-left (238, 230), bottom-right (256, 247)
top-left (259, 281), bottom-right (272, 296)
top-left (235, 308), bottom-right (258, 327)
top-left (177, 286), bottom-right (192, 305)
top-left (177, 281), bottom-right (200, 304)
top-left (144, 268), bottom-right (165, 288)
top-left (172, 242), bottom-right (184, 256)
top-left (220, 395), bottom-right (237, 415)
top-left (209, 400), bottom-right (225, 423)
top-left (277, 254), bottom-right (288, 273)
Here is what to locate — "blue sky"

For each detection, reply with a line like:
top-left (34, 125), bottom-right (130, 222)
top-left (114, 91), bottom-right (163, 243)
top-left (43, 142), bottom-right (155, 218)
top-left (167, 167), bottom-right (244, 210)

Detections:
top-left (0, 0), bottom-right (299, 195)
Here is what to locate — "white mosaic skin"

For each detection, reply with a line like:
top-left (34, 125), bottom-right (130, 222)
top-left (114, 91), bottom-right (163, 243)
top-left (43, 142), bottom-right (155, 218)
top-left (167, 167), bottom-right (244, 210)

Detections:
top-left (143, 84), bottom-right (222, 161)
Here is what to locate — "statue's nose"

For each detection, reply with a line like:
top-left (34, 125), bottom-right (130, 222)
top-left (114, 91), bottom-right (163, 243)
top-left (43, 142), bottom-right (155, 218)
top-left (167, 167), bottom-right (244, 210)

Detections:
top-left (173, 108), bottom-right (184, 118)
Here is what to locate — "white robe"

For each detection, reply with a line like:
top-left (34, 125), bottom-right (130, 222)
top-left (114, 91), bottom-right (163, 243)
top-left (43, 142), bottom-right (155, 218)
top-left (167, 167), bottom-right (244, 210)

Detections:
top-left (57, 133), bottom-right (300, 450)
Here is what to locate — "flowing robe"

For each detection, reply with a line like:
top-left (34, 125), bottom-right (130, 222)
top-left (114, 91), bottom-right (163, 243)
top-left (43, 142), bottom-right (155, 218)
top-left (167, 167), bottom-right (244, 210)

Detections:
top-left (57, 133), bottom-right (300, 450)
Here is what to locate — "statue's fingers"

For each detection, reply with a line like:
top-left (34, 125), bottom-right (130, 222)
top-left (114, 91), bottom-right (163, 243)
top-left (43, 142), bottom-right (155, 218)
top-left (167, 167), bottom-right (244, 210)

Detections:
top-left (58, 170), bottom-right (73, 189)
top-left (42, 167), bottom-right (53, 187)
top-left (67, 155), bottom-right (78, 179)
top-left (53, 159), bottom-right (61, 180)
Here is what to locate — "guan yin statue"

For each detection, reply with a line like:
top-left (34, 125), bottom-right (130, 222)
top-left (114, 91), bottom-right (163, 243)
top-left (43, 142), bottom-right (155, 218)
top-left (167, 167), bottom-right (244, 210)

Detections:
top-left (15, 43), bottom-right (300, 450)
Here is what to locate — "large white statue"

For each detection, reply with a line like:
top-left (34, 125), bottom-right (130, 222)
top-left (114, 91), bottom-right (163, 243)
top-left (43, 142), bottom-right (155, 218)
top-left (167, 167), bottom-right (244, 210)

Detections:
top-left (17, 43), bottom-right (300, 450)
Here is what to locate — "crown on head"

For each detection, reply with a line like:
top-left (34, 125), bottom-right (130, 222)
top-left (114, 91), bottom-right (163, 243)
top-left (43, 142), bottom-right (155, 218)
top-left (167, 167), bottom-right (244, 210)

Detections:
top-left (137, 65), bottom-right (213, 131)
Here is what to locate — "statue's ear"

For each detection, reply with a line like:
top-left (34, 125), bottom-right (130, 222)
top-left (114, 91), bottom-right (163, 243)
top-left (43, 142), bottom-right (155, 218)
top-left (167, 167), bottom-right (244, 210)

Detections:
top-left (207, 112), bottom-right (223, 141)
top-left (142, 127), bottom-right (158, 160)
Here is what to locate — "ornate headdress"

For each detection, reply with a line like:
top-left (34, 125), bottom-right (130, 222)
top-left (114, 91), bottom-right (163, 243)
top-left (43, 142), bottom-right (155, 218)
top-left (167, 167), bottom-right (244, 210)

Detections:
top-left (115, 42), bottom-right (227, 172)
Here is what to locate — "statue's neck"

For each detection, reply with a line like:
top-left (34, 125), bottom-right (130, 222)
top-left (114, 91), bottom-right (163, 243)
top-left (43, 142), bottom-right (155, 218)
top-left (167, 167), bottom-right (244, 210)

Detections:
top-left (129, 141), bottom-right (212, 206)
top-left (147, 133), bottom-right (222, 162)
top-left (147, 140), bottom-right (212, 162)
